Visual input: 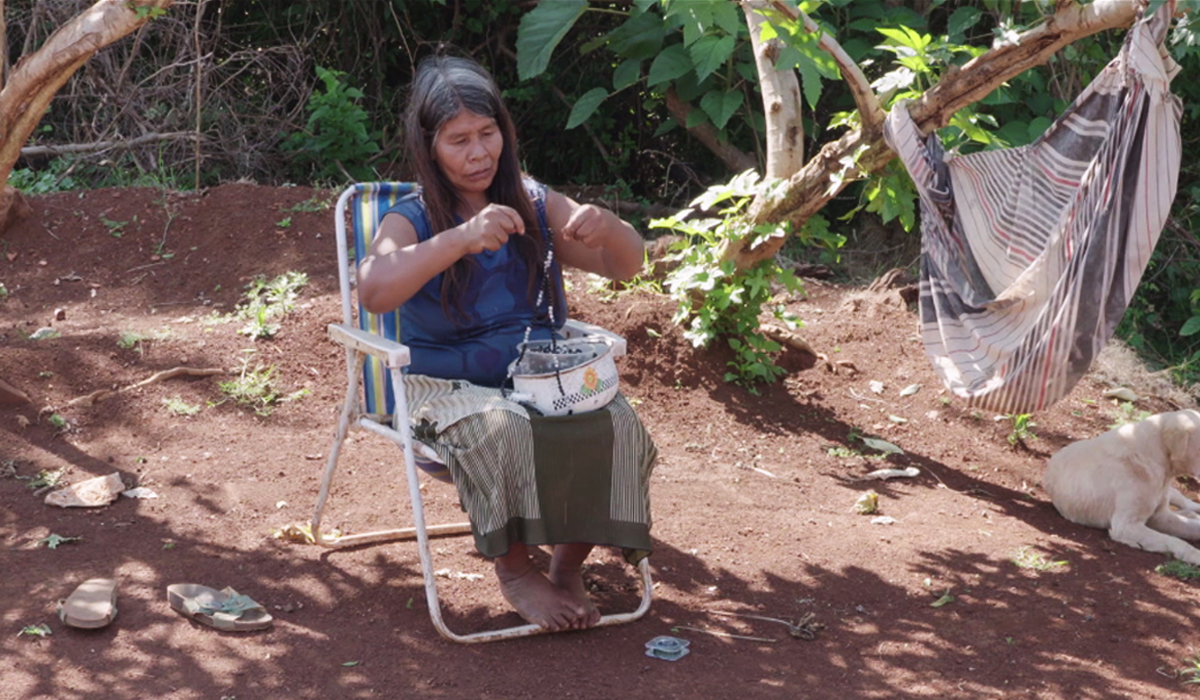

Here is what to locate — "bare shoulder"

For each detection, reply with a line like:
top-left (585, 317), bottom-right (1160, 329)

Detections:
top-left (372, 210), bottom-right (420, 253)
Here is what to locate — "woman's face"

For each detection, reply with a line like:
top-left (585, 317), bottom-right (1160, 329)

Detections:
top-left (433, 109), bottom-right (503, 200)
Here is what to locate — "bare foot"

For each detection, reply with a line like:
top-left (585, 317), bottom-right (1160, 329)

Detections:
top-left (495, 549), bottom-right (585, 631)
top-left (550, 544), bottom-right (601, 629)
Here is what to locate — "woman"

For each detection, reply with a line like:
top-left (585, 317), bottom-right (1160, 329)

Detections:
top-left (357, 55), bottom-right (656, 632)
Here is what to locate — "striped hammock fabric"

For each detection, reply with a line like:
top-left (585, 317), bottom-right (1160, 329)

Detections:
top-left (883, 3), bottom-right (1181, 414)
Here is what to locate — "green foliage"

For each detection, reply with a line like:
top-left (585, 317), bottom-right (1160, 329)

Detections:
top-left (1005, 413), bottom-right (1037, 446)
top-left (1181, 653), bottom-right (1200, 685)
top-left (233, 271), bottom-right (309, 340)
top-left (1012, 546), bottom-right (1065, 571)
top-left (37, 534), bottom-right (81, 549)
top-left (1108, 401), bottom-right (1152, 429)
top-left (217, 361), bottom-right (309, 416)
top-left (162, 397), bottom-right (202, 416)
top-left (1156, 559), bottom-right (1200, 581)
top-left (653, 171), bottom-right (817, 388)
top-left (9, 158), bottom-right (77, 194)
top-left (18, 624), bottom-right (52, 638)
top-left (128, 2), bottom-right (167, 21)
top-left (284, 67), bottom-right (380, 183)
top-left (24, 468), bottom-right (65, 490)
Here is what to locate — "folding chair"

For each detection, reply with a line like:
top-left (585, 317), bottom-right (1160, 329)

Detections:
top-left (311, 182), bottom-right (653, 643)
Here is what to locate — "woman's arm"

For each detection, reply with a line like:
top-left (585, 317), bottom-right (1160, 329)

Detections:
top-left (357, 205), bottom-right (527, 314)
top-left (544, 189), bottom-right (645, 282)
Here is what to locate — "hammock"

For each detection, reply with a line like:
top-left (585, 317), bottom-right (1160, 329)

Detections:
top-left (883, 3), bottom-right (1181, 414)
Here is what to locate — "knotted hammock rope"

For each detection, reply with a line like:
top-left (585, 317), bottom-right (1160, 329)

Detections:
top-left (884, 3), bottom-right (1182, 414)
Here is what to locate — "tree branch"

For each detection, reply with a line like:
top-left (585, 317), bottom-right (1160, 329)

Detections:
top-left (767, 0), bottom-right (883, 135)
top-left (733, 0), bottom-right (1142, 270)
top-left (0, 0), bottom-right (175, 189)
top-left (20, 131), bottom-right (196, 158)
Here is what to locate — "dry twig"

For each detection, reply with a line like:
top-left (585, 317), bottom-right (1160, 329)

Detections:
top-left (66, 366), bottom-right (225, 407)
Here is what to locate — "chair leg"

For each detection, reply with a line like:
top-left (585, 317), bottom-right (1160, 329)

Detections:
top-left (311, 349), bottom-right (363, 547)
top-left (313, 352), bottom-right (472, 548)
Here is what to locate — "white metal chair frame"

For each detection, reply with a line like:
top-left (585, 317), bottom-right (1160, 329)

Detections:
top-left (310, 183), bottom-right (652, 643)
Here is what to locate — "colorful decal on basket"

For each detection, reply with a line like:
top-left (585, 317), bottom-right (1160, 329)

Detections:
top-left (581, 367), bottom-right (600, 395)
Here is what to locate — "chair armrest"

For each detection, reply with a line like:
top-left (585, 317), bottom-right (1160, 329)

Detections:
top-left (562, 319), bottom-right (626, 358)
top-left (328, 323), bottom-right (411, 368)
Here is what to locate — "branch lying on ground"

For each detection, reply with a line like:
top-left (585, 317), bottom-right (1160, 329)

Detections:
top-left (760, 323), bottom-right (860, 375)
top-left (66, 366), bottom-right (225, 407)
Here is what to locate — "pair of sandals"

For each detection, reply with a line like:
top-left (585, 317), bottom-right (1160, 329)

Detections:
top-left (58, 579), bottom-right (273, 632)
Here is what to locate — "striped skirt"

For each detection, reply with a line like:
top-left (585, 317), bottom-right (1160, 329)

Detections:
top-left (883, 4), bottom-right (1181, 414)
top-left (405, 375), bottom-right (656, 562)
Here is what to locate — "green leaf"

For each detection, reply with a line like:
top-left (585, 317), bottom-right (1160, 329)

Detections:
top-left (946, 7), bottom-right (982, 39)
top-left (653, 118), bottom-right (678, 137)
top-left (342, 661), bottom-right (361, 667)
top-left (613, 59), bottom-right (641, 91)
top-left (689, 35), bottom-right (736, 83)
top-left (699, 90), bottom-right (743, 130)
top-left (860, 437), bottom-right (904, 455)
top-left (647, 44), bottom-right (693, 87)
top-left (930, 590), bottom-right (955, 608)
top-left (795, 52), bottom-right (824, 110)
top-left (566, 88), bottom-right (609, 130)
top-left (711, 1), bottom-right (742, 36)
top-left (37, 534), bottom-right (81, 550)
top-left (606, 10), bottom-right (667, 61)
top-left (1181, 316), bottom-right (1200, 337)
top-left (516, 0), bottom-right (587, 81)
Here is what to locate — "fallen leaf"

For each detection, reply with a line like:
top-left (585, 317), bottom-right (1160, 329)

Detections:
top-left (341, 661), bottom-right (360, 667)
top-left (899, 383), bottom-right (922, 397)
top-left (1102, 387), bottom-right (1139, 402)
top-left (18, 624), bottom-right (52, 638)
top-left (931, 589), bottom-right (955, 608)
top-left (861, 436), bottom-right (905, 455)
top-left (37, 534), bottom-right (81, 549)
top-left (854, 491), bottom-right (879, 515)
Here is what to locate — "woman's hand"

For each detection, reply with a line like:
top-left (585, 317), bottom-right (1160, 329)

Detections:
top-left (561, 204), bottom-right (617, 249)
top-left (457, 203), bottom-right (525, 254)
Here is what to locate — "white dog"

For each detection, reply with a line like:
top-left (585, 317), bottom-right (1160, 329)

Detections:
top-left (1044, 409), bottom-right (1200, 565)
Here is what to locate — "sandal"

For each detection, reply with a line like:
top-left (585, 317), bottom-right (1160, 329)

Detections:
top-left (58, 578), bottom-right (117, 629)
top-left (166, 583), bottom-right (273, 632)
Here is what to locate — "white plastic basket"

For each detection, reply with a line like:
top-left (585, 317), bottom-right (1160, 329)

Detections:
top-left (507, 335), bottom-right (619, 416)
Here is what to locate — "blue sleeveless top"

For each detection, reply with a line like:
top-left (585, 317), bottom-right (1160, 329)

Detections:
top-left (382, 180), bottom-right (567, 387)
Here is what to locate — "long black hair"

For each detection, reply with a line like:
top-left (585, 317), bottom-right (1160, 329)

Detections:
top-left (404, 54), bottom-right (549, 322)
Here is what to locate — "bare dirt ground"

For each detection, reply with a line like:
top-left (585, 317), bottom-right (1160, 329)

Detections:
top-left (4, 183), bottom-right (1200, 700)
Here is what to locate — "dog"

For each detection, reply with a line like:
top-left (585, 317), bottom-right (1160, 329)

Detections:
top-left (1044, 409), bottom-right (1200, 564)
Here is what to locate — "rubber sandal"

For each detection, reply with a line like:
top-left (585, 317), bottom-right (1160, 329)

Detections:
top-left (166, 583), bottom-right (273, 632)
top-left (58, 578), bottom-right (117, 629)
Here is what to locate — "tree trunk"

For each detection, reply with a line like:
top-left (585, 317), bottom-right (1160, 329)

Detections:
top-left (729, 0), bottom-right (1142, 271)
top-left (0, 0), bottom-right (174, 234)
top-left (743, 0), bottom-right (803, 180)
top-left (0, 0), bottom-right (174, 395)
